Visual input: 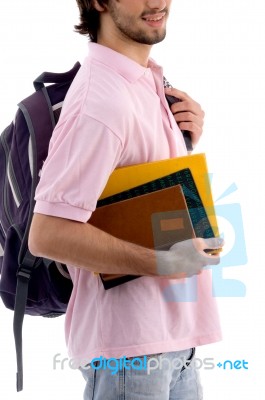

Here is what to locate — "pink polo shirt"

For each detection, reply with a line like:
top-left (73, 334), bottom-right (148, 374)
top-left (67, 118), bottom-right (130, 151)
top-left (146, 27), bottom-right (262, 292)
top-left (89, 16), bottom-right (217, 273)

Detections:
top-left (34, 43), bottom-right (221, 365)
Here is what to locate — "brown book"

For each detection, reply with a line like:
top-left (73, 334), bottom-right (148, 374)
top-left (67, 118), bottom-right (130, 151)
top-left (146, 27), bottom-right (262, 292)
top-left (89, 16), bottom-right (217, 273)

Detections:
top-left (89, 184), bottom-right (195, 289)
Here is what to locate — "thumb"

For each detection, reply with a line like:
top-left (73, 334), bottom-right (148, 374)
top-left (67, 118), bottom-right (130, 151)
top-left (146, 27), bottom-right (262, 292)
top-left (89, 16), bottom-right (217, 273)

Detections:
top-left (203, 237), bottom-right (224, 251)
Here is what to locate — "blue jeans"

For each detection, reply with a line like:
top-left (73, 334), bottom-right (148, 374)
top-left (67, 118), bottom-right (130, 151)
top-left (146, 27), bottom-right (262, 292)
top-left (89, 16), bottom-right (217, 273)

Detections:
top-left (79, 348), bottom-right (203, 399)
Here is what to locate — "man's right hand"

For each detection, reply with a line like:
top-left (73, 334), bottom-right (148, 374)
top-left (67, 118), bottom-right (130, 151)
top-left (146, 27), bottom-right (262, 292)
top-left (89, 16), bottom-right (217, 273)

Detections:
top-left (156, 237), bottom-right (224, 279)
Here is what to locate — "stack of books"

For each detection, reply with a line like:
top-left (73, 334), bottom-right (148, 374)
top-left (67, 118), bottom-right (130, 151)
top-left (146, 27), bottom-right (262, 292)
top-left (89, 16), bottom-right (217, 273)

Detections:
top-left (89, 153), bottom-right (219, 289)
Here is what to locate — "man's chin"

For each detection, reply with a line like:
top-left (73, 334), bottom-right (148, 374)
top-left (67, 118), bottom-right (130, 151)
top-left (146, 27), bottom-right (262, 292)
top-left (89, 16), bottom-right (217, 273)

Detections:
top-left (136, 30), bottom-right (167, 45)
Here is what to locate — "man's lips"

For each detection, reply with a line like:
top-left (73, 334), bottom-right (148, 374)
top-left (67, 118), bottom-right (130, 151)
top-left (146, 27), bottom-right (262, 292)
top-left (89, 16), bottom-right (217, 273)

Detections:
top-left (142, 12), bottom-right (166, 22)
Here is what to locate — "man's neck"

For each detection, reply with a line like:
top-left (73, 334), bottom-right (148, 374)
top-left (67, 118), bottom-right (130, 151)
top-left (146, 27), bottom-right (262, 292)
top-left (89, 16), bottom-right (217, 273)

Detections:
top-left (97, 32), bottom-right (152, 68)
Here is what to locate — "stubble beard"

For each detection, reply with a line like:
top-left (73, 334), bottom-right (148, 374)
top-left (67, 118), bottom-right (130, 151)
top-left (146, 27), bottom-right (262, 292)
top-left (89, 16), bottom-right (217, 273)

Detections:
top-left (108, 3), bottom-right (168, 45)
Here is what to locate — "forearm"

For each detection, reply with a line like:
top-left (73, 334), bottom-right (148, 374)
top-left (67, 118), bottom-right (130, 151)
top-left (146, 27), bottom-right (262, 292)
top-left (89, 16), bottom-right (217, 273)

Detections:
top-left (28, 213), bottom-right (158, 276)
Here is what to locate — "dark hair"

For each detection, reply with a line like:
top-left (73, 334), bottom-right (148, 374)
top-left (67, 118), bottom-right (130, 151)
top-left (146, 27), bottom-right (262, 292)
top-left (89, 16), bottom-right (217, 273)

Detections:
top-left (74, 0), bottom-right (108, 42)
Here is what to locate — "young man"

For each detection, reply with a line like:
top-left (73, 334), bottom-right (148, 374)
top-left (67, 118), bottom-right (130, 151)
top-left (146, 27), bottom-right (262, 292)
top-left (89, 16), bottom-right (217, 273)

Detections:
top-left (29, 1), bottom-right (223, 398)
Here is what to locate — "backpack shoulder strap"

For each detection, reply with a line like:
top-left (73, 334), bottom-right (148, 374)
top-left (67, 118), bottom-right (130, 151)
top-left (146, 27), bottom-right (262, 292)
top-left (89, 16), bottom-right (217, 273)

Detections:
top-left (33, 62), bottom-right (81, 91)
top-left (14, 250), bottom-right (38, 392)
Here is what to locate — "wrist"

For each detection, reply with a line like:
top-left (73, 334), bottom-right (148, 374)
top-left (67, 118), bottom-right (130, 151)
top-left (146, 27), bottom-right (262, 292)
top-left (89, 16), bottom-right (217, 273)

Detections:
top-left (155, 250), bottom-right (175, 276)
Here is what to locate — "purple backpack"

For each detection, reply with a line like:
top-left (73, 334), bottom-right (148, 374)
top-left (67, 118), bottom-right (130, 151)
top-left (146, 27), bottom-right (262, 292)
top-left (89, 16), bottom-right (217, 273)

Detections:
top-left (0, 62), bottom-right (81, 391)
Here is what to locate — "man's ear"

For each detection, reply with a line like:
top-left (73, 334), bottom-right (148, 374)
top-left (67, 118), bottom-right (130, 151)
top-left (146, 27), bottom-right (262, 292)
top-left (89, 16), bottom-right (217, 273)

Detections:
top-left (92, 0), bottom-right (106, 12)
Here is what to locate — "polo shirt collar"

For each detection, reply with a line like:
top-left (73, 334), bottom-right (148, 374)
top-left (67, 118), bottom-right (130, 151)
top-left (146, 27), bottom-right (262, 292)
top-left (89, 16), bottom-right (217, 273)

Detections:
top-left (88, 42), bottom-right (162, 83)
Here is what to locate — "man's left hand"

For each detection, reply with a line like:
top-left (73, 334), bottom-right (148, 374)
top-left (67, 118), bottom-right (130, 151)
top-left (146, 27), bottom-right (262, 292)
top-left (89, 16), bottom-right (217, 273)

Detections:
top-left (165, 87), bottom-right (205, 148)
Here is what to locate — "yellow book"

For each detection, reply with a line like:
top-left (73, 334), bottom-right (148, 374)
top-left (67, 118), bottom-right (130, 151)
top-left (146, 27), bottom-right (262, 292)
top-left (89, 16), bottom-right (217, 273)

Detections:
top-left (99, 153), bottom-right (219, 236)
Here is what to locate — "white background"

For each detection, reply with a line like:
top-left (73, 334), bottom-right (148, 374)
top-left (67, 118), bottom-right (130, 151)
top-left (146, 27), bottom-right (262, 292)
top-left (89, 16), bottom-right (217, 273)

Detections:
top-left (0, 0), bottom-right (265, 398)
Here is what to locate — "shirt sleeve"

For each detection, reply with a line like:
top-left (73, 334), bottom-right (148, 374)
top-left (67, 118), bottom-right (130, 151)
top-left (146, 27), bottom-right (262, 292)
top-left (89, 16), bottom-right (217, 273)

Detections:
top-left (34, 113), bottom-right (123, 222)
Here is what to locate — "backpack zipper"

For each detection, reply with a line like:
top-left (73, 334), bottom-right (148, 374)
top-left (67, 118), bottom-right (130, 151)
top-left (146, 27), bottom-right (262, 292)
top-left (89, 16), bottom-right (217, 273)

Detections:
top-left (0, 129), bottom-right (23, 241)
top-left (0, 220), bottom-right (5, 257)
top-left (0, 219), bottom-right (6, 237)
top-left (1, 128), bottom-right (23, 208)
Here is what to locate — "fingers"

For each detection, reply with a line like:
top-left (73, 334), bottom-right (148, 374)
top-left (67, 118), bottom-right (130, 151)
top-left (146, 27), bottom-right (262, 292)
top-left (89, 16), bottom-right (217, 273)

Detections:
top-left (171, 99), bottom-right (204, 118)
top-left (200, 237), bottom-right (224, 265)
top-left (203, 237), bottom-right (224, 250)
top-left (164, 87), bottom-right (204, 116)
top-left (164, 87), bottom-right (191, 102)
top-left (159, 237), bottom-right (224, 279)
top-left (173, 113), bottom-right (203, 141)
top-left (164, 87), bottom-right (205, 147)
top-left (173, 112), bottom-right (203, 135)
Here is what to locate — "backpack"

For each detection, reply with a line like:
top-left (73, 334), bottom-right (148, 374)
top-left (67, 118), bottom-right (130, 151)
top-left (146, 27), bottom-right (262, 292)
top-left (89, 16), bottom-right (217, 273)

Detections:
top-left (0, 61), bottom-right (81, 392)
